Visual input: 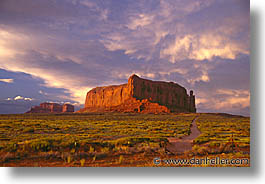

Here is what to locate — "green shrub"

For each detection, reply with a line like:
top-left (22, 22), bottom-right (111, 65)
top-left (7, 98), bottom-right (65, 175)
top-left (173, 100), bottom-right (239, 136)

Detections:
top-left (29, 140), bottom-right (51, 152)
top-left (23, 127), bottom-right (34, 133)
top-left (5, 143), bottom-right (18, 152)
top-left (194, 137), bottom-right (210, 144)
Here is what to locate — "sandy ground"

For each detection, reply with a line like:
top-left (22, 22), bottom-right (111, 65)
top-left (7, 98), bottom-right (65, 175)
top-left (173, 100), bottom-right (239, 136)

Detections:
top-left (166, 117), bottom-right (200, 153)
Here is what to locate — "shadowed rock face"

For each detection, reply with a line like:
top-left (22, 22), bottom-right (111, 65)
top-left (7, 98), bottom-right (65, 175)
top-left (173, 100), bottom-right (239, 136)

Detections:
top-left (80, 74), bottom-right (196, 113)
top-left (26, 103), bottom-right (74, 113)
top-left (62, 104), bottom-right (75, 113)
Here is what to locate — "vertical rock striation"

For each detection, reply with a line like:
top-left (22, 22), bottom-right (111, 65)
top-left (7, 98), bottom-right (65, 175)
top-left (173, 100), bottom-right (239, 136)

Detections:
top-left (79, 74), bottom-right (196, 113)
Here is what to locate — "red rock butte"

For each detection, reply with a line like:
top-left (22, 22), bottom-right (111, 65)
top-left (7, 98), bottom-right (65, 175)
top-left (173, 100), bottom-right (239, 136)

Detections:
top-left (26, 103), bottom-right (74, 113)
top-left (79, 74), bottom-right (196, 113)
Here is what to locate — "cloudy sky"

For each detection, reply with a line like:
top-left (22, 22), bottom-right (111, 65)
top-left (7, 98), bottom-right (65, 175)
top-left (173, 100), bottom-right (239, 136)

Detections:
top-left (0, 0), bottom-right (249, 115)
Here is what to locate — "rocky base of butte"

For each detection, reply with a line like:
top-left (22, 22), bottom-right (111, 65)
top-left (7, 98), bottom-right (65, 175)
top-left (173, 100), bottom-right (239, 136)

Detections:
top-left (78, 74), bottom-right (196, 114)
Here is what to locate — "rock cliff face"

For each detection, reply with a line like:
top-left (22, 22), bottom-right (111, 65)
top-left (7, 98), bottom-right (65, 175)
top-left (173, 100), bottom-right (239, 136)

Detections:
top-left (26, 103), bottom-right (74, 113)
top-left (79, 74), bottom-right (196, 113)
top-left (62, 104), bottom-right (75, 112)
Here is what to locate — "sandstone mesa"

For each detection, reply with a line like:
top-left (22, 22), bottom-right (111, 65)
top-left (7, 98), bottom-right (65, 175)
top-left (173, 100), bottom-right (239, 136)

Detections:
top-left (79, 74), bottom-right (196, 113)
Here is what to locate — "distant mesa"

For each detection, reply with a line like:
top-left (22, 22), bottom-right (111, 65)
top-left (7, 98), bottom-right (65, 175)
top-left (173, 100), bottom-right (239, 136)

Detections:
top-left (26, 102), bottom-right (74, 113)
top-left (78, 74), bottom-right (196, 113)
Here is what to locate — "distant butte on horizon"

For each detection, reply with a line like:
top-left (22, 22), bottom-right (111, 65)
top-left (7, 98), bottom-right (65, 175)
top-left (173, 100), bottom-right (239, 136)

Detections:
top-left (26, 102), bottom-right (74, 113)
top-left (78, 74), bottom-right (196, 114)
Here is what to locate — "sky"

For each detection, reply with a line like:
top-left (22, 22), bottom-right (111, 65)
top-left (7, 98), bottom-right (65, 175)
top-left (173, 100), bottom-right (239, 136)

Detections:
top-left (0, 0), bottom-right (250, 115)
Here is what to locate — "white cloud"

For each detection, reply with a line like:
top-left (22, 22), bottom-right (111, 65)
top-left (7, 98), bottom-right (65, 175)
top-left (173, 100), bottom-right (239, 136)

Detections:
top-left (0, 78), bottom-right (14, 83)
top-left (6, 95), bottom-right (34, 101)
top-left (14, 96), bottom-right (24, 100)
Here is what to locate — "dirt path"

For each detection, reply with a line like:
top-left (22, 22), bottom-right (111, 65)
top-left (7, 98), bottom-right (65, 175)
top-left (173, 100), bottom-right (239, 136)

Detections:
top-left (166, 116), bottom-right (200, 154)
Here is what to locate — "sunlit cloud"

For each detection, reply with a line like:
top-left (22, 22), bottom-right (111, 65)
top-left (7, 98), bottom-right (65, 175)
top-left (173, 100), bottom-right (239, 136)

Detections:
top-left (127, 14), bottom-right (154, 30)
top-left (0, 78), bottom-right (14, 83)
top-left (13, 96), bottom-right (34, 101)
top-left (0, 30), bottom-right (25, 58)
top-left (0, 27), bottom-right (95, 103)
top-left (196, 89), bottom-right (250, 113)
top-left (160, 33), bottom-right (249, 62)
top-left (101, 0), bottom-right (249, 65)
